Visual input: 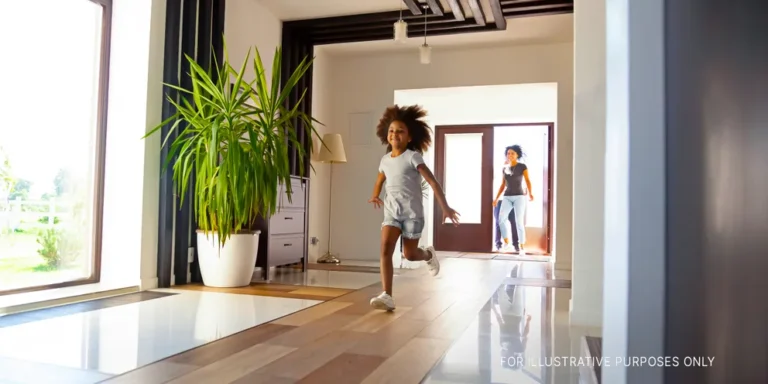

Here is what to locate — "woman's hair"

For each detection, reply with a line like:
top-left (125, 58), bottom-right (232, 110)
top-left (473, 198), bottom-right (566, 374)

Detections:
top-left (505, 145), bottom-right (524, 160)
top-left (376, 104), bottom-right (432, 153)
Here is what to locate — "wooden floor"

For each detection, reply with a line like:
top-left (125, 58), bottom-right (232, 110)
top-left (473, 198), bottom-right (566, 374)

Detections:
top-left (172, 283), bottom-right (353, 302)
top-left (104, 258), bottom-right (517, 384)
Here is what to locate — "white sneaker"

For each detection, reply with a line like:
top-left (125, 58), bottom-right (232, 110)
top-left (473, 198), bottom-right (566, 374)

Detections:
top-left (519, 246), bottom-right (526, 256)
top-left (370, 292), bottom-right (395, 311)
top-left (424, 246), bottom-right (440, 276)
top-left (502, 243), bottom-right (515, 253)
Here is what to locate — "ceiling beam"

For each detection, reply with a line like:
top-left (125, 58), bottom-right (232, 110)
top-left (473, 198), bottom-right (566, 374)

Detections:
top-left (402, 0), bottom-right (423, 15)
top-left (500, 0), bottom-right (572, 10)
top-left (489, 0), bottom-right (507, 29)
top-left (312, 24), bottom-right (499, 45)
top-left (445, 0), bottom-right (465, 21)
top-left (310, 15), bottom-right (462, 37)
top-left (285, 10), bottom-right (443, 28)
top-left (425, 0), bottom-right (445, 16)
top-left (467, 0), bottom-right (486, 26)
top-left (502, 5), bottom-right (573, 19)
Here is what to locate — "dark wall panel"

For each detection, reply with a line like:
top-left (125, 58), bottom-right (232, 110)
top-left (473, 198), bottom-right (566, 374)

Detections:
top-left (157, 0), bottom-right (226, 287)
top-left (665, 0), bottom-right (768, 382)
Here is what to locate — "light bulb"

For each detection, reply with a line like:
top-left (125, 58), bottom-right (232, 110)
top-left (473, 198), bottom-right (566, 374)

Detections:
top-left (420, 43), bottom-right (432, 64)
top-left (393, 20), bottom-right (408, 42)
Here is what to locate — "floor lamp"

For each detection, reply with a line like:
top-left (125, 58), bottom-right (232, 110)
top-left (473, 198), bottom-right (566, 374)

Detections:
top-left (317, 133), bottom-right (347, 264)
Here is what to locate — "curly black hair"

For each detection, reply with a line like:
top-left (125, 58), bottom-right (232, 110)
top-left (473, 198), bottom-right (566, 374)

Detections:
top-left (505, 145), bottom-right (524, 160)
top-left (376, 104), bottom-right (432, 153)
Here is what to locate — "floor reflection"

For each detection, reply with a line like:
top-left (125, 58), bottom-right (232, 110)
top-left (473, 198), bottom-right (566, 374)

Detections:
top-left (255, 268), bottom-right (382, 289)
top-left (423, 262), bottom-right (577, 384)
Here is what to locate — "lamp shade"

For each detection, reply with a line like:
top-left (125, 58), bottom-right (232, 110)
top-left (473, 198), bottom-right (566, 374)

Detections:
top-left (393, 20), bottom-right (408, 42)
top-left (420, 43), bottom-right (432, 64)
top-left (318, 133), bottom-right (347, 163)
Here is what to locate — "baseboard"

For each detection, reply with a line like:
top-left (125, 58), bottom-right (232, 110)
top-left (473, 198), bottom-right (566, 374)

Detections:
top-left (140, 277), bottom-right (158, 290)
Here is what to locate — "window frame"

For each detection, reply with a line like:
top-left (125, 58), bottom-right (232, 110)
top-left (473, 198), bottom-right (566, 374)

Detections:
top-left (0, 0), bottom-right (112, 296)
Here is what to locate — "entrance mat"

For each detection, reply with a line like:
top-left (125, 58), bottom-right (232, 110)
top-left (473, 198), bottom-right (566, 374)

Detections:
top-left (0, 291), bottom-right (176, 328)
top-left (501, 277), bottom-right (572, 288)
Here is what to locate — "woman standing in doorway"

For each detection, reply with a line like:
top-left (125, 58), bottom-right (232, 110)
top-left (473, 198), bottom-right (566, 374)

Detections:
top-left (493, 145), bottom-right (533, 254)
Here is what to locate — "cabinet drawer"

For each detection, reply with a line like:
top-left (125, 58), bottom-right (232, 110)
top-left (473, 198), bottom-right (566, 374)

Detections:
top-left (280, 180), bottom-right (305, 209)
top-left (270, 235), bottom-right (304, 266)
top-left (270, 210), bottom-right (305, 235)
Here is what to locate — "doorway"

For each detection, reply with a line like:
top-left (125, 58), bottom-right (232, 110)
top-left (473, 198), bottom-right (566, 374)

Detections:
top-left (492, 124), bottom-right (553, 255)
top-left (433, 123), bottom-right (554, 255)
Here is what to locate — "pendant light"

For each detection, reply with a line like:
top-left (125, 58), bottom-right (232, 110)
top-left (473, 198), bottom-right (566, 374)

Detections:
top-left (393, 1), bottom-right (407, 42)
top-left (419, 6), bottom-right (431, 64)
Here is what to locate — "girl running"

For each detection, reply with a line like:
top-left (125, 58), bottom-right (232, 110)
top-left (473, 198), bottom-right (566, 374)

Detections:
top-left (367, 105), bottom-right (460, 311)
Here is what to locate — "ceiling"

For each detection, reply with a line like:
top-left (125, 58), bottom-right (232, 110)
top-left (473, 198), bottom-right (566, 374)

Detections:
top-left (318, 13), bottom-right (572, 55)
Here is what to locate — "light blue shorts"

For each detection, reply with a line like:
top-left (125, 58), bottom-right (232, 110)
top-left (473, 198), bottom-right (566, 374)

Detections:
top-left (382, 214), bottom-right (425, 239)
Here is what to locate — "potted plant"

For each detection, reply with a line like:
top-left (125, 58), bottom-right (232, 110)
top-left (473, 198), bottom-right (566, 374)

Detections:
top-left (146, 42), bottom-right (320, 287)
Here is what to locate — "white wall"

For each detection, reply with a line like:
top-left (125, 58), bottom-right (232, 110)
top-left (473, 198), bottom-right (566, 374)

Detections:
top-left (570, 0), bottom-right (605, 327)
top-left (394, 84), bottom-right (559, 263)
top-left (311, 43), bottom-right (573, 267)
top-left (225, 0), bottom-right (282, 85)
top-left (101, 0), bottom-right (165, 289)
top-left (139, 0), bottom-right (167, 289)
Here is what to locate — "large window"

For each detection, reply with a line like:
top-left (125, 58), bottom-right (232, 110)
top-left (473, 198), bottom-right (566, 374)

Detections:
top-left (0, 0), bottom-right (111, 294)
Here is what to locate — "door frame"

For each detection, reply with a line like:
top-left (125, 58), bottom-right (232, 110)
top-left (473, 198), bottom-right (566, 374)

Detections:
top-left (432, 123), bottom-right (555, 254)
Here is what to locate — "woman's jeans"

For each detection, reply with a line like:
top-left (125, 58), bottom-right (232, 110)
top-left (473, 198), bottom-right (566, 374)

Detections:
top-left (499, 195), bottom-right (527, 244)
top-left (494, 204), bottom-right (519, 248)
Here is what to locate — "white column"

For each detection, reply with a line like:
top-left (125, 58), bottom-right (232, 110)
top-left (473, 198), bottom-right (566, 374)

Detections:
top-left (570, 0), bottom-right (606, 327)
top-left (139, 0), bottom-right (167, 290)
top-left (602, 0), bottom-right (666, 382)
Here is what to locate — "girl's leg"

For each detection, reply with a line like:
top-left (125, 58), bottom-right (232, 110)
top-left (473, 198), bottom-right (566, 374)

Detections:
top-left (512, 196), bottom-right (527, 246)
top-left (380, 225), bottom-right (401, 295)
top-left (401, 238), bottom-right (430, 261)
top-left (498, 197), bottom-right (513, 243)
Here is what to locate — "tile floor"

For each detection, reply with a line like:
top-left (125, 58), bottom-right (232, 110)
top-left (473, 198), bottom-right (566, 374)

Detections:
top-left (423, 263), bottom-right (570, 383)
top-left (0, 290), bottom-right (321, 383)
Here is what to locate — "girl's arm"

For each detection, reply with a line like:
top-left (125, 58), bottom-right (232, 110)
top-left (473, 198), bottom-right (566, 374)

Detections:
top-left (416, 164), bottom-right (460, 225)
top-left (368, 172), bottom-right (386, 208)
top-left (522, 169), bottom-right (534, 201)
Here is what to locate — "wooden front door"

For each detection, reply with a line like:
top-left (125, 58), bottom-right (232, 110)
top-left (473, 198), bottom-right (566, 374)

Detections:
top-left (433, 125), bottom-right (494, 253)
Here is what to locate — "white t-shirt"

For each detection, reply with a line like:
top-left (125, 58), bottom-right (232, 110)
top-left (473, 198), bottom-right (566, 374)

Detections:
top-left (378, 149), bottom-right (425, 220)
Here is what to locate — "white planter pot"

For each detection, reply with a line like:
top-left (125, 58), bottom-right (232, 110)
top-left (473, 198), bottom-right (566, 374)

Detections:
top-left (196, 231), bottom-right (261, 287)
